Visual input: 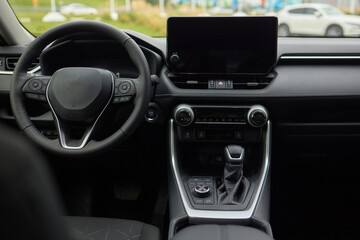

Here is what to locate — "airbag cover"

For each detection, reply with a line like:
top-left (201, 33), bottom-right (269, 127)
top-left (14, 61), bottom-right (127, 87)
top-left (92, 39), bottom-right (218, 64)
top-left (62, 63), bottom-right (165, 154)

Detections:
top-left (47, 67), bottom-right (112, 122)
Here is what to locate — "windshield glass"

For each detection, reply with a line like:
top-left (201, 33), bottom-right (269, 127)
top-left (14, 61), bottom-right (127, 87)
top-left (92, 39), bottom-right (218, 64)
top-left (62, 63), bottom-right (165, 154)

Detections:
top-left (322, 6), bottom-right (345, 15)
top-left (7, 0), bottom-right (360, 37)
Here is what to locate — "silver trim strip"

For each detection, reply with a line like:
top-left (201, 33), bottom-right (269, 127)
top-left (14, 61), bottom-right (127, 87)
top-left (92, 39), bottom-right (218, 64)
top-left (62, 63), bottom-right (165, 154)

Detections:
top-left (280, 56), bottom-right (360, 60)
top-left (0, 65), bottom-right (41, 75)
top-left (170, 119), bottom-right (271, 220)
top-left (247, 105), bottom-right (269, 128)
top-left (46, 70), bottom-right (114, 150)
top-left (195, 121), bottom-right (246, 125)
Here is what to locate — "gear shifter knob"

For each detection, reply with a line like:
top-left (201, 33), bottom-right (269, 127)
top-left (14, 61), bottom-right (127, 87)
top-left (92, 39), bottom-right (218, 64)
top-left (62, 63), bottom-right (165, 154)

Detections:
top-left (224, 145), bottom-right (245, 164)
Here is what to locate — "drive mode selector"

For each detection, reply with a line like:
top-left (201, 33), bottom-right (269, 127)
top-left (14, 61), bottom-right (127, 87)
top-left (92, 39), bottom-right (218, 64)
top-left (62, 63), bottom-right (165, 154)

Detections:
top-left (194, 184), bottom-right (210, 198)
top-left (174, 104), bottom-right (194, 126)
top-left (247, 105), bottom-right (269, 127)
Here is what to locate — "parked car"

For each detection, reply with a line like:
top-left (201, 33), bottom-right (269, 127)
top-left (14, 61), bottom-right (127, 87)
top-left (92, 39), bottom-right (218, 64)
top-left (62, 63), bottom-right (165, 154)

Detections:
top-left (278, 3), bottom-right (360, 37)
top-left (60, 3), bottom-right (98, 15)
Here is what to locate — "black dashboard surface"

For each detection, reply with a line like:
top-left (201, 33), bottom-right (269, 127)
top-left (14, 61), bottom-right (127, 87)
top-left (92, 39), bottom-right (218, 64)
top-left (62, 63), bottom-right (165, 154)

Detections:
top-left (1, 35), bottom-right (360, 125)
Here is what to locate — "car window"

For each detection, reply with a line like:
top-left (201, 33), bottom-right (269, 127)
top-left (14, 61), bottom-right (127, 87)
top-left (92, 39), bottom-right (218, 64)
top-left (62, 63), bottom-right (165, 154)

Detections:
top-left (305, 8), bottom-right (318, 15)
top-left (6, 1), bottom-right (360, 38)
top-left (288, 8), bottom-right (306, 14)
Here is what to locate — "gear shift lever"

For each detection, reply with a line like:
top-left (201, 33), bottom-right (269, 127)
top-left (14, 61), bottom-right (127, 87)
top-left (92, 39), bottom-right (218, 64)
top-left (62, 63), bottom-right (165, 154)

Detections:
top-left (217, 145), bottom-right (250, 205)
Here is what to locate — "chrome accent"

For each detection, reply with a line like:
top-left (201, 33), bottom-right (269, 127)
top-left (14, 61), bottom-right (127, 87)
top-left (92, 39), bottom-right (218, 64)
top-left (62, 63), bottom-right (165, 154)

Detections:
top-left (46, 70), bottom-right (114, 150)
top-left (225, 146), bottom-right (245, 163)
top-left (173, 104), bottom-right (194, 127)
top-left (0, 65), bottom-right (41, 75)
top-left (194, 185), bottom-right (210, 194)
top-left (280, 56), bottom-right (360, 60)
top-left (247, 105), bottom-right (268, 128)
top-left (194, 121), bottom-right (246, 125)
top-left (169, 119), bottom-right (271, 220)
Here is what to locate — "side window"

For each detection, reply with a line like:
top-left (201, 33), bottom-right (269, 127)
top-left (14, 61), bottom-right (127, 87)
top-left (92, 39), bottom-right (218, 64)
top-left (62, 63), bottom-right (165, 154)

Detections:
top-left (305, 8), bottom-right (318, 15)
top-left (288, 8), bottom-right (306, 14)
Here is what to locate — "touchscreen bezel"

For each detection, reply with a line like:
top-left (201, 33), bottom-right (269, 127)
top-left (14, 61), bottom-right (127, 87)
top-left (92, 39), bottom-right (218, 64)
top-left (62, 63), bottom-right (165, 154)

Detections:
top-left (167, 16), bottom-right (278, 76)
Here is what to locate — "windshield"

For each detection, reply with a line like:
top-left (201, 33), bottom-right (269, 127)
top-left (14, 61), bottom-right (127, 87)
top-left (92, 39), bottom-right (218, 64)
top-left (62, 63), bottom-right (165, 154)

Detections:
top-left (7, 0), bottom-right (360, 37)
top-left (322, 7), bottom-right (345, 16)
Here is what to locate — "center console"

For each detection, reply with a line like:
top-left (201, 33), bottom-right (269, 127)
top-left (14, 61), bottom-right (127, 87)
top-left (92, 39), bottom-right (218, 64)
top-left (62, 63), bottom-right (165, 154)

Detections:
top-left (168, 104), bottom-right (272, 237)
top-left (166, 16), bottom-right (276, 240)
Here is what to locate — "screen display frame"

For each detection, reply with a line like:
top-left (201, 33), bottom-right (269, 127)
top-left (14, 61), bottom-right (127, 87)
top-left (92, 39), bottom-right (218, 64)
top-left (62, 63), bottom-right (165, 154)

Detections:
top-left (167, 16), bottom-right (278, 76)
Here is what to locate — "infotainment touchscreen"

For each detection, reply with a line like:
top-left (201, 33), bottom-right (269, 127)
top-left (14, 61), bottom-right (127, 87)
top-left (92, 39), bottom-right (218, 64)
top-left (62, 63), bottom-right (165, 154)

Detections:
top-left (167, 16), bottom-right (278, 75)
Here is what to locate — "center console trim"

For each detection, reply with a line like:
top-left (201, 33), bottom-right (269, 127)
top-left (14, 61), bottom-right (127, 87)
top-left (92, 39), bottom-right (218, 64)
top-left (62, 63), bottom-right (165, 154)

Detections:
top-left (169, 119), bottom-right (271, 219)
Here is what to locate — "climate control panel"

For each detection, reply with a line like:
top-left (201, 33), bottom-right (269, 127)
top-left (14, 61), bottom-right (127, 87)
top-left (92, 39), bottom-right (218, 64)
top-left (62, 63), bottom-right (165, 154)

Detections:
top-left (173, 104), bottom-right (269, 142)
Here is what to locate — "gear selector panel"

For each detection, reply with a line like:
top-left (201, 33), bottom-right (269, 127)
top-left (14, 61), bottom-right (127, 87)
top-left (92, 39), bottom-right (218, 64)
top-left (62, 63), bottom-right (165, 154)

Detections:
top-left (186, 177), bottom-right (215, 205)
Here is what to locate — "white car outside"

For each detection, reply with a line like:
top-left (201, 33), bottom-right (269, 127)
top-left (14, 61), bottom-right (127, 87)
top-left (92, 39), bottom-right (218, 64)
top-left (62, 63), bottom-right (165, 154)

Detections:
top-left (277, 3), bottom-right (360, 37)
top-left (60, 3), bottom-right (99, 15)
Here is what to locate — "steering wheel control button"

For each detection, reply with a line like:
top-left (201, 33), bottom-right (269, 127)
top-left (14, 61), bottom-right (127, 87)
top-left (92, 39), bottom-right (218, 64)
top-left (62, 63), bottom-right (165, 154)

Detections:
top-left (29, 79), bottom-right (42, 91)
top-left (26, 93), bottom-right (39, 100)
top-left (194, 184), bottom-right (211, 198)
top-left (119, 82), bottom-right (131, 94)
top-left (119, 96), bottom-right (131, 102)
top-left (38, 95), bottom-right (47, 102)
top-left (174, 104), bottom-right (194, 126)
top-left (113, 96), bottom-right (132, 104)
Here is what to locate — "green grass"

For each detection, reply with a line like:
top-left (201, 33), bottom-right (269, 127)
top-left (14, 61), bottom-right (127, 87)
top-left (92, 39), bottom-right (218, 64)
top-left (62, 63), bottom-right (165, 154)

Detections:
top-left (15, 12), bottom-right (164, 36)
top-left (8, 0), bottom-right (126, 8)
top-left (21, 20), bottom-right (163, 36)
top-left (11, 4), bottom-right (204, 37)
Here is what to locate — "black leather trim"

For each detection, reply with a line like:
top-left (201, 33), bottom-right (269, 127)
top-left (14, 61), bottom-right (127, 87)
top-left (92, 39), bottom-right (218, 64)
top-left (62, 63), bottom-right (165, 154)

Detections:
top-left (66, 217), bottom-right (160, 240)
top-left (172, 224), bottom-right (273, 240)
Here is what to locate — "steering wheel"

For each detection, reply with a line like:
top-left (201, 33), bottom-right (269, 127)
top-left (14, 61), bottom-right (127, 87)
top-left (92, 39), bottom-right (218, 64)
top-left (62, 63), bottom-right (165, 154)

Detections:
top-left (10, 21), bottom-right (151, 157)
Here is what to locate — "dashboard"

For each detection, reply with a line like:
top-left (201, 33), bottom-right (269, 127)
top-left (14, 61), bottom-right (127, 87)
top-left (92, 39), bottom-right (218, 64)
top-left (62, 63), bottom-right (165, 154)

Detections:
top-left (0, 32), bottom-right (360, 124)
top-left (1, 19), bottom-right (360, 240)
top-left (1, 35), bottom-right (360, 124)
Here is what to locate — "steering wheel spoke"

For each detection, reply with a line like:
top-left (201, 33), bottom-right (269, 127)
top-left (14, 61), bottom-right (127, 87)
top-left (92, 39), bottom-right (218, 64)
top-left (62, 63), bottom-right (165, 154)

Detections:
top-left (113, 78), bottom-right (136, 104)
top-left (22, 75), bottom-right (51, 102)
top-left (56, 120), bottom-right (95, 149)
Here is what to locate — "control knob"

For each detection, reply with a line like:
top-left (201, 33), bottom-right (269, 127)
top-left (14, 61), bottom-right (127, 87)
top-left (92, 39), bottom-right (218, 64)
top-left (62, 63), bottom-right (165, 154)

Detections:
top-left (247, 105), bottom-right (268, 127)
top-left (174, 104), bottom-right (194, 126)
top-left (169, 53), bottom-right (180, 65)
top-left (194, 184), bottom-right (210, 198)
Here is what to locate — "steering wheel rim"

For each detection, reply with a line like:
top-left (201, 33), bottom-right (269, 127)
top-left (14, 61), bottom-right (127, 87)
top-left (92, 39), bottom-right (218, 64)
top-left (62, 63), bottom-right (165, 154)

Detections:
top-left (10, 21), bottom-right (151, 157)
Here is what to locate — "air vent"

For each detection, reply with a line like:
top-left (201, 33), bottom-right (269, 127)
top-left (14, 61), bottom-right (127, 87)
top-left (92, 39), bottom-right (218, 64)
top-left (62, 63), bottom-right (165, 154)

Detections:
top-left (5, 57), bottom-right (40, 71)
top-left (168, 72), bottom-right (275, 90)
top-left (279, 55), bottom-right (360, 65)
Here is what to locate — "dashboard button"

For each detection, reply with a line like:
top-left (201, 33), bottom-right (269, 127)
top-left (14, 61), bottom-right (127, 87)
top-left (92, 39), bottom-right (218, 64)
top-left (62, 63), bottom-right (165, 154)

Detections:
top-left (216, 80), bottom-right (226, 89)
top-left (196, 130), bottom-right (206, 139)
top-left (184, 130), bottom-right (192, 140)
top-left (204, 198), bottom-right (214, 205)
top-left (234, 131), bottom-right (243, 140)
top-left (208, 80), bottom-right (215, 89)
top-left (193, 198), bottom-right (204, 204)
top-left (146, 108), bottom-right (157, 119)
